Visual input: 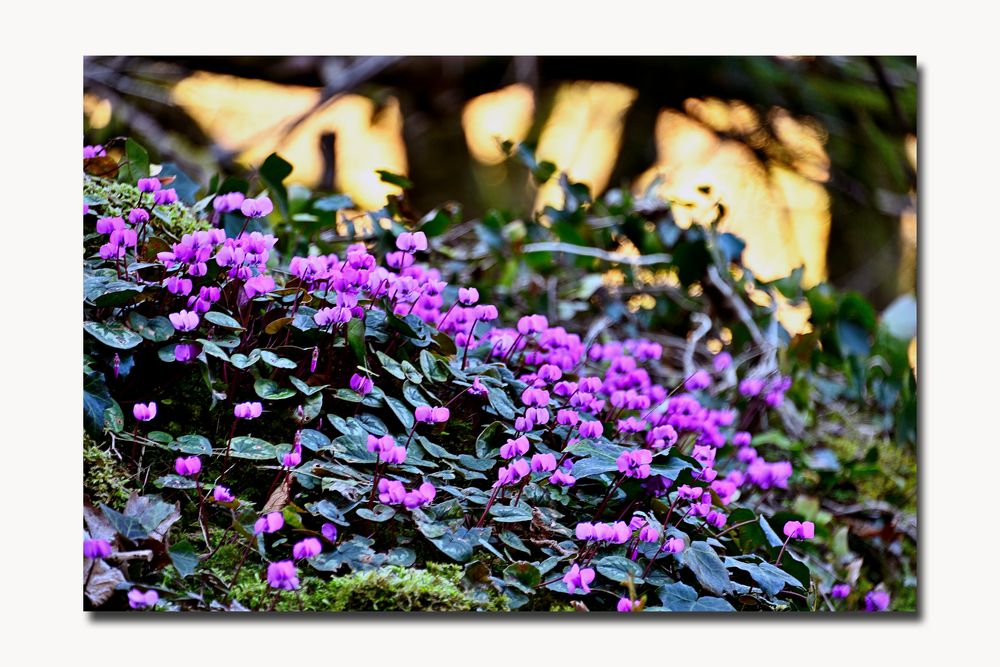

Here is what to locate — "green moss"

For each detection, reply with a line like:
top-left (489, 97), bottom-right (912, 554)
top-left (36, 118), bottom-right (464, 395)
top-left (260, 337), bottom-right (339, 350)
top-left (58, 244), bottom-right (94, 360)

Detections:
top-left (84, 438), bottom-right (132, 508)
top-left (84, 174), bottom-right (209, 238)
top-left (223, 562), bottom-right (508, 612)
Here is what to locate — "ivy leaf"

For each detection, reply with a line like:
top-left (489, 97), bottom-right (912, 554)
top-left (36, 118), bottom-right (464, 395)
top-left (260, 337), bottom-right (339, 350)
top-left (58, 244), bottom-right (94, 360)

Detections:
top-left (169, 540), bottom-right (200, 578)
top-left (84, 321), bottom-right (143, 350)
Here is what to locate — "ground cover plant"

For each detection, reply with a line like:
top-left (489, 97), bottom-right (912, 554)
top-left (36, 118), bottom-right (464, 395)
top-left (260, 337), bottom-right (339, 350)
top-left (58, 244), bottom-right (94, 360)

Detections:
top-left (82, 138), bottom-right (916, 612)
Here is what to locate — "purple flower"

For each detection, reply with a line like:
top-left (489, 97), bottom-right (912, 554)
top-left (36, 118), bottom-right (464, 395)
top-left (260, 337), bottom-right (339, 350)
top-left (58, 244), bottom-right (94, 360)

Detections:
top-left (240, 195), bottom-right (274, 218)
top-left (128, 208), bottom-right (150, 226)
top-left (321, 523), bottom-right (338, 542)
top-left (732, 431), bottom-right (752, 447)
top-left (152, 188), bottom-right (178, 206)
top-left (367, 434), bottom-right (395, 454)
top-left (266, 560), bottom-right (299, 590)
top-left (685, 370), bottom-right (711, 391)
top-left (782, 520), bottom-right (815, 540)
top-left (617, 597), bottom-right (635, 612)
top-left (495, 458), bottom-right (531, 487)
top-left (349, 373), bottom-right (374, 396)
top-left (575, 522), bottom-right (595, 540)
top-left (132, 402), bottom-right (157, 422)
top-left (516, 314), bottom-right (548, 335)
top-left (314, 306), bottom-right (352, 326)
top-left (244, 275), bottom-right (276, 298)
top-left (127, 588), bottom-right (159, 609)
top-left (212, 191), bottom-right (246, 213)
top-left (83, 145), bottom-right (106, 158)
top-left (458, 287), bottom-right (479, 305)
top-left (562, 564), bottom-right (595, 595)
top-left (739, 378), bottom-right (765, 397)
top-left (403, 482), bottom-right (437, 509)
top-left (254, 512), bottom-right (284, 535)
top-left (136, 177), bottom-right (161, 193)
top-left (282, 449), bottom-right (302, 467)
top-left (468, 377), bottom-right (489, 396)
top-left (378, 479), bottom-right (407, 505)
top-left (234, 401), bottom-right (263, 419)
top-left (500, 436), bottom-right (530, 460)
top-left (531, 453), bottom-right (557, 473)
top-left (414, 405), bottom-right (450, 423)
top-left (382, 446), bottom-right (407, 465)
top-left (83, 538), bottom-right (112, 559)
top-left (831, 583), bottom-right (851, 600)
top-left (174, 456), bottom-right (201, 477)
top-left (550, 469), bottom-right (576, 487)
top-left (864, 590), bottom-right (890, 612)
top-left (713, 351), bottom-right (733, 372)
top-left (96, 216), bottom-right (125, 234)
top-left (638, 525), bottom-right (660, 543)
top-left (578, 421), bottom-right (603, 439)
top-left (474, 304), bottom-right (499, 321)
top-left (168, 309), bottom-right (199, 332)
top-left (175, 343), bottom-right (198, 363)
top-left (212, 486), bottom-right (235, 503)
top-left (292, 537), bottom-right (322, 560)
top-left (706, 511), bottom-right (726, 529)
top-left (662, 537), bottom-right (685, 554)
top-left (396, 231), bottom-right (428, 253)
top-left (616, 449), bottom-right (653, 478)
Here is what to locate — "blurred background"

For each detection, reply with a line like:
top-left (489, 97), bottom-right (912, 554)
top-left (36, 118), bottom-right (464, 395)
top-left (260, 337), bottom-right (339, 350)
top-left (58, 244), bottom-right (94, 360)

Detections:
top-left (83, 56), bottom-right (916, 308)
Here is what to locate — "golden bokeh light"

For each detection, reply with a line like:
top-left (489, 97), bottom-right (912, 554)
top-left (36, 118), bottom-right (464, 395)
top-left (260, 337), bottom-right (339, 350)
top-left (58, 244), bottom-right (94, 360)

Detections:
top-left (172, 72), bottom-right (407, 210)
top-left (534, 81), bottom-right (637, 211)
top-left (461, 84), bottom-right (535, 165)
top-left (84, 93), bottom-right (113, 130)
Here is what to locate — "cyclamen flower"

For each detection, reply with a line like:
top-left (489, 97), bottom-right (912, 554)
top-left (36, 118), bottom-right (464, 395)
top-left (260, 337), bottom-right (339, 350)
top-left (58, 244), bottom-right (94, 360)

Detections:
top-left (349, 373), bottom-right (374, 396)
top-left (617, 598), bottom-right (635, 613)
top-left (174, 456), bottom-right (201, 477)
top-left (378, 479), bottom-right (407, 505)
top-left (495, 458), bottom-right (531, 487)
top-left (638, 525), bottom-right (660, 543)
top-left (549, 469), bottom-right (576, 487)
top-left (282, 449), bottom-right (302, 467)
top-left (865, 590), bottom-right (890, 612)
top-left (83, 538), bottom-right (112, 559)
top-left (468, 377), bottom-right (488, 396)
top-left (414, 405), bottom-right (450, 424)
top-left (128, 588), bottom-right (159, 609)
top-left (677, 485), bottom-right (703, 500)
top-left (153, 189), bottom-right (178, 206)
top-left (713, 351), bottom-right (733, 372)
top-left (83, 145), bottom-right (106, 158)
top-left (254, 512), bottom-right (284, 535)
top-left (321, 523), bottom-right (338, 542)
top-left (382, 446), bottom-right (407, 465)
top-left (96, 216), bottom-right (125, 234)
top-left (521, 387), bottom-right (550, 407)
top-left (706, 511), bottom-right (727, 529)
top-left (244, 275), bottom-right (276, 298)
top-left (500, 436), bottom-right (530, 459)
top-left (133, 402), bottom-right (157, 422)
top-left (783, 520), bottom-right (815, 540)
top-left (212, 486), bottom-right (235, 503)
top-left (578, 421), bottom-right (604, 439)
top-left (212, 191), bottom-right (246, 213)
top-left (662, 537), bottom-right (686, 553)
top-left (367, 434), bottom-right (395, 455)
top-left (616, 449), bottom-right (653, 479)
top-left (831, 584), bottom-right (851, 599)
top-left (292, 538), bottom-right (322, 560)
top-left (458, 287), bottom-right (479, 305)
top-left (474, 304), bottom-right (499, 321)
top-left (166, 275), bottom-right (193, 296)
top-left (396, 231), bottom-right (428, 253)
top-left (314, 306), bottom-right (352, 326)
top-left (168, 310), bottom-right (199, 332)
top-left (234, 401), bottom-right (263, 419)
top-left (403, 482), bottom-right (437, 509)
top-left (136, 177), bottom-right (161, 193)
top-left (562, 564), bottom-right (595, 595)
top-left (517, 314), bottom-right (548, 335)
top-left (175, 343), bottom-right (198, 363)
top-left (240, 195), bottom-right (274, 218)
top-left (530, 453), bottom-right (557, 473)
top-left (685, 369), bottom-right (711, 391)
top-left (266, 561), bottom-right (299, 590)
top-left (128, 208), bottom-right (149, 225)
top-left (732, 431), bottom-right (752, 447)
top-left (739, 378), bottom-right (765, 397)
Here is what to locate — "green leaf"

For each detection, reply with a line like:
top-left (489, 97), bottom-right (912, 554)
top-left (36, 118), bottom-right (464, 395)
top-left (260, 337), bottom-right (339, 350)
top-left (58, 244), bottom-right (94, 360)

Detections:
top-left (376, 169), bottom-right (413, 190)
top-left (84, 321), bottom-right (143, 350)
top-left (204, 311), bottom-right (244, 330)
top-left (228, 436), bottom-right (275, 460)
top-left (168, 434), bottom-right (213, 455)
top-left (355, 504), bottom-right (396, 522)
top-left (128, 313), bottom-right (174, 342)
top-left (487, 387), bottom-right (516, 420)
top-left (118, 138), bottom-right (150, 183)
top-left (681, 541), bottom-right (733, 596)
top-left (489, 503), bottom-right (533, 523)
top-left (385, 396), bottom-right (414, 430)
top-left (229, 350), bottom-right (261, 369)
top-left (346, 317), bottom-right (366, 362)
top-left (299, 428), bottom-right (331, 452)
top-left (656, 582), bottom-right (736, 612)
top-left (259, 350), bottom-right (297, 369)
top-left (254, 378), bottom-right (296, 400)
top-left (314, 194), bottom-right (354, 212)
top-left (169, 540), bottom-right (199, 578)
top-left (289, 376), bottom-right (328, 396)
top-left (504, 561), bottom-right (541, 591)
top-left (198, 339), bottom-right (230, 362)
top-left (402, 381), bottom-right (429, 408)
top-left (419, 350), bottom-right (448, 382)
top-left (100, 504), bottom-right (148, 540)
top-left (376, 351), bottom-right (405, 380)
top-left (259, 153), bottom-right (292, 219)
top-left (154, 474), bottom-right (197, 490)
top-left (595, 555), bottom-right (645, 584)
top-left (335, 388), bottom-right (364, 403)
top-left (387, 547), bottom-right (416, 567)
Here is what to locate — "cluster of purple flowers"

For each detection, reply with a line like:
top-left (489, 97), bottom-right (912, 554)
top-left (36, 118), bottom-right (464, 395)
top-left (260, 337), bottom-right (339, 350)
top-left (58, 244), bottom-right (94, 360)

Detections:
top-left (377, 479), bottom-right (437, 509)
